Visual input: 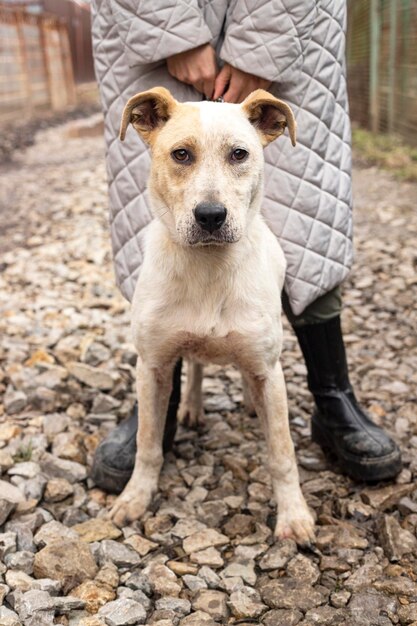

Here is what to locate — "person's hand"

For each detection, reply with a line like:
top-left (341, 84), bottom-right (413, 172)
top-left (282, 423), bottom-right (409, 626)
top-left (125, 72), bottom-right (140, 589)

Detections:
top-left (213, 63), bottom-right (272, 103)
top-left (167, 44), bottom-right (218, 100)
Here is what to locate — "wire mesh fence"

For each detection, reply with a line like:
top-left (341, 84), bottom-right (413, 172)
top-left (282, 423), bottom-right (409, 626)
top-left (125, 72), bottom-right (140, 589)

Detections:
top-left (347, 0), bottom-right (417, 146)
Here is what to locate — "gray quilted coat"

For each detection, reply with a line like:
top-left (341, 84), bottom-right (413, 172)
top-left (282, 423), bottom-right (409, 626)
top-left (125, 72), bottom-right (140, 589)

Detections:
top-left (91, 0), bottom-right (353, 315)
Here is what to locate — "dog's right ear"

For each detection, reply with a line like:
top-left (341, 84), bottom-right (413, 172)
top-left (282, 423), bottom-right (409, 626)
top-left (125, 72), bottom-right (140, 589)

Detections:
top-left (119, 87), bottom-right (177, 143)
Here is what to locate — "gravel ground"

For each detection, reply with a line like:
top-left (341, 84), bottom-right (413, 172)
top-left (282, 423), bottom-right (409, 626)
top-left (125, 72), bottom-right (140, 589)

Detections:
top-left (0, 119), bottom-right (416, 626)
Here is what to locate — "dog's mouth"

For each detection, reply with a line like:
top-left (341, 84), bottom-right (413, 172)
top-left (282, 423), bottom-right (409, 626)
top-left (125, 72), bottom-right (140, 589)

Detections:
top-left (184, 223), bottom-right (241, 246)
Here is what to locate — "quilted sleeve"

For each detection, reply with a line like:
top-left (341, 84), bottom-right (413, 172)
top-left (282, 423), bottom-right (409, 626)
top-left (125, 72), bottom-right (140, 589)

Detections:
top-left (110, 0), bottom-right (213, 66)
top-left (220, 0), bottom-right (317, 83)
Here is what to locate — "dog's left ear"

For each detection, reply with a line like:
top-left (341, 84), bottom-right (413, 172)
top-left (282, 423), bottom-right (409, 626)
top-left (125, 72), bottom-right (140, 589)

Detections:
top-left (120, 87), bottom-right (177, 143)
top-left (241, 89), bottom-right (296, 147)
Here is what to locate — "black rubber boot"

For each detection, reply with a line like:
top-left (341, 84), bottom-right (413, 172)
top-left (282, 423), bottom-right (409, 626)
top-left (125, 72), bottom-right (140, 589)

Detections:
top-left (91, 360), bottom-right (182, 493)
top-left (293, 316), bottom-right (402, 482)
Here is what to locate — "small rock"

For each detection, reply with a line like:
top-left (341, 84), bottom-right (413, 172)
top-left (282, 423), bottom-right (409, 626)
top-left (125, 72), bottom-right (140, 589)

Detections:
top-left (0, 423), bottom-right (22, 442)
top-left (44, 478), bottom-right (74, 502)
top-left (8, 462), bottom-right (40, 479)
top-left (0, 480), bottom-right (25, 503)
top-left (259, 539), bottom-right (297, 570)
top-left (192, 590), bottom-right (229, 621)
top-left (361, 483), bottom-right (414, 510)
top-left (180, 611), bottom-right (217, 625)
top-left (183, 575), bottom-right (208, 592)
top-left (155, 597), bottom-right (192, 617)
top-left (0, 606), bottom-right (20, 626)
top-left (100, 540), bottom-right (141, 568)
top-left (221, 559), bottom-right (256, 585)
top-left (228, 586), bottom-right (266, 619)
top-left (98, 598), bottom-right (146, 625)
top-left (33, 539), bottom-right (98, 593)
top-left (378, 515), bottom-right (417, 561)
top-left (73, 519), bottom-right (122, 543)
top-left (4, 387), bottom-right (27, 414)
top-left (34, 520), bottom-right (78, 548)
top-left (171, 518), bottom-right (207, 539)
top-left (190, 547), bottom-right (224, 567)
top-left (183, 529), bottom-right (229, 554)
top-left (262, 609), bottom-right (303, 626)
top-left (123, 533), bottom-right (157, 556)
top-left (260, 578), bottom-right (324, 612)
top-left (0, 531), bottom-right (17, 557)
top-left (40, 453), bottom-right (87, 483)
top-left (166, 561), bottom-right (198, 576)
top-left (4, 549), bottom-right (34, 574)
top-left (287, 554), bottom-right (320, 584)
top-left (330, 590), bottom-right (351, 608)
top-left (67, 362), bottom-right (114, 391)
top-left (72, 580), bottom-right (116, 613)
top-left (0, 498), bottom-right (16, 525)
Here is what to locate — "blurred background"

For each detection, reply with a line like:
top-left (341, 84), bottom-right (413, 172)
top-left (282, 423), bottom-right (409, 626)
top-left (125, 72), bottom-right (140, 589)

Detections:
top-left (1, 0), bottom-right (417, 154)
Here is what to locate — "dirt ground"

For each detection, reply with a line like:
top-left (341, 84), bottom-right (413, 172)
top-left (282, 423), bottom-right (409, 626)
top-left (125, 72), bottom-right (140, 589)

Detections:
top-left (0, 118), bottom-right (416, 626)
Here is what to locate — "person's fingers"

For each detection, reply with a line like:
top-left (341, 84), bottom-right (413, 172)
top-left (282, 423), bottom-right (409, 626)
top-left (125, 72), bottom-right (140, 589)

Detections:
top-left (202, 78), bottom-right (215, 100)
top-left (213, 65), bottom-right (231, 100)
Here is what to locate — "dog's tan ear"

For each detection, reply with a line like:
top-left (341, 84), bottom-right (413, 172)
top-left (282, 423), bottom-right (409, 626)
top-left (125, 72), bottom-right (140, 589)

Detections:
top-left (119, 87), bottom-right (177, 143)
top-left (241, 89), bottom-right (296, 147)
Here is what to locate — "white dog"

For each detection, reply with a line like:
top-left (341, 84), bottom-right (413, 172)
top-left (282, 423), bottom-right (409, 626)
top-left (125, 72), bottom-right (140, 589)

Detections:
top-left (109, 87), bottom-right (314, 544)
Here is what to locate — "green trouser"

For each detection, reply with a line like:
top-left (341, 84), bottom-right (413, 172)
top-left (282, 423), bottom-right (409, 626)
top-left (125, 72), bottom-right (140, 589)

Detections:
top-left (282, 286), bottom-right (342, 328)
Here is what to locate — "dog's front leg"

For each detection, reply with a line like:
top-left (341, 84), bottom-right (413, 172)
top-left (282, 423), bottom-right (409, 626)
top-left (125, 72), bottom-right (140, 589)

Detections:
top-left (245, 361), bottom-right (315, 545)
top-left (109, 359), bottom-right (173, 527)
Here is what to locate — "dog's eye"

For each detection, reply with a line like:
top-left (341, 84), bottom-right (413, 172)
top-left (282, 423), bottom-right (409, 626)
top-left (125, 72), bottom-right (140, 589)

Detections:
top-left (231, 148), bottom-right (248, 162)
top-left (172, 149), bottom-right (191, 163)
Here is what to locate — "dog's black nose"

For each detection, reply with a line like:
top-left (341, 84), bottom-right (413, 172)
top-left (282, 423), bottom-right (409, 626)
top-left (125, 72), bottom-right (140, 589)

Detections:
top-left (194, 202), bottom-right (227, 233)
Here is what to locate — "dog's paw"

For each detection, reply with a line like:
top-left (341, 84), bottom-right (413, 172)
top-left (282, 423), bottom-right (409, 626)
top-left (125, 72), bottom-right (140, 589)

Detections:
top-left (108, 487), bottom-right (152, 527)
top-left (275, 508), bottom-right (315, 546)
top-left (178, 401), bottom-right (203, 428)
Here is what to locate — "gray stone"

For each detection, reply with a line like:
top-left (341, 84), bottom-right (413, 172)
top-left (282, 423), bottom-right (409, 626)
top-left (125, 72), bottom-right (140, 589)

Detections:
top-left (8, 461), bottom-right (40, 478)
top-left (330, 590), bottom-right (351, 608)
top-left (192, 590), bottom-right (229, 621)
top-left (0, 480), bottom-right (25, 503)
top-left (24, 475), bottom-right (47, 502)
top-left (124, 572), bottom-right (152, 596)
top-left (262, 609), bottom-right (303, 626)
top-left (378, 514), bottom-right (417, 561)
top-left (287, 554), bottom-right (320, 584)
top-left (183, 574), bottom-right (208, 592)
top-left (33, 539), bottom-right (98, 593)
top-left (260, 578), bottom-right (324, 612)
top-left (180, 611), bottom-right (217, 626)
top-left (155, 597), bottom-right (192, 617)
top-left (198, 566), bottom-right (221, 589)
top-left (34, 520), bottom-right (78, 548)
top-left (100, 540), bottom-right (141, 568)
top-left (304, 605), bottom-right (347, 624)
top-left (228, 586), bottom-right (267, 619)
top-left (98, 598), bottom-right (147, 625)
top-left (67, 362), bottom-right (114, 390)
top-left (171, 518), bottom-right (207, 538)
top-left (0, 498), bottom-right (16, 525)
top-left (39, 452), bottom-right (87, 483)
top-left (259, 539), bottom-right (297, 570)
top-left (348, 591), bottom-right (397, 626)
top-left (4, 387), bottom-right (27, 414)
top-left (0, 606), bottom-right (20, 626)
top-left (221, 558), bottom-right (257, 585)
top-left (4, 550), bottom-right (34, 574)
top-left (0, 531), bottom-right (17, 557)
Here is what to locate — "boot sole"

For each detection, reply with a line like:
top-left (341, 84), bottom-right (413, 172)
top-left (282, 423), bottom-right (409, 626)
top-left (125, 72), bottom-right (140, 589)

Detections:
top-left (312, 418), bottom-right (402, 482)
